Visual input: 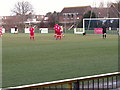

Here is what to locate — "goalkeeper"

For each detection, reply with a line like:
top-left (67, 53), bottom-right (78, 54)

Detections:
top-left (102, 24), bottom-right (107, 39)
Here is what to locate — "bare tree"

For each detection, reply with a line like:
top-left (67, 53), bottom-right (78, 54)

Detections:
top-left (12, 1), bottom-right (34, 15)
top-left (107, 0), bottom-right (120, 18)
top-left (10, 1), bottom-right (34, 30)
top-left (116, 0), bottom-right (120, 17)
top-left (46, 11), bottom-right (60, 28)
top-left (99, 1), bottom-right (105, 8)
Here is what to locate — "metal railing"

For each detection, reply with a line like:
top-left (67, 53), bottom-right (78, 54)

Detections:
top-left (4, 72), bottom-right (120, 90)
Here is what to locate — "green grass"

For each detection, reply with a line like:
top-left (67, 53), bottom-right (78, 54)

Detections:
top-left (2, 33), bottom-right (118, 88)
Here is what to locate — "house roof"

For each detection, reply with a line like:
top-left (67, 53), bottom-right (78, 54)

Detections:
top-left (92, 8), bottom-right (108, 18)
top-left (61, 6), bottom-right (92, 15)
top-left (35, 15), bottom-right (44, 21)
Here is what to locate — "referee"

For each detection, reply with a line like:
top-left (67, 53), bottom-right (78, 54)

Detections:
top-left (14, 26), bottom-right (18, 34)
top-left (102, 24), bottom-right (107, 39)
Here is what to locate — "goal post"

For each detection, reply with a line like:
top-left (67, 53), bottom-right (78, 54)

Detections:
top-left (83, 18), bottom-right (119, 35)
top-left (74, 28), bottom-right (85, 34)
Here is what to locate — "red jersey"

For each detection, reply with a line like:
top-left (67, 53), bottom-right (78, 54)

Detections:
top-left (53, 25), bottom-right (57, 37)
top-left (54, 24), bottom-right (59, 30)
top-left (29, 27), bottom-right (34, 33)
top-left (57, 26), bottom-right (61, 35)
top-left (54, 24), bottom-right (61, 34)
top-left (29, 27), bottom-right (34, 36)
top-left (54, 24), bottom-right (59, 34)
top-left (0, 27), bottom-right (2, 34)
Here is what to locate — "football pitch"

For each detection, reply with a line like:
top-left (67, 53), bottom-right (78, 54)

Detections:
top-left (2, 33), bottom-right (118, 88)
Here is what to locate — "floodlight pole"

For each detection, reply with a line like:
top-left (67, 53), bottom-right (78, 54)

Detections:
top-left (64, 13), bottom-right (67, 33)
top-left (83, 19), bottom-right (85, 33)
top-left (118, 1), bottom-right (120, 18)
top-left (118, 2), bottom-right (120, 36)
top-left (74, 13), bottom-right (76, 27)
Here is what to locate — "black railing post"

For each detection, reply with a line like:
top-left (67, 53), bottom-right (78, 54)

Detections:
top-left (88, 80), bottom-right (89, 90)
top-left (107, 77), bottom-right (109, 89)
top-left (103, 78), bottom-right (104, 89)
top-left (98, 79), bottom-right (99, 89)
top-left (73, 80), bottom-right (79, 90)
top-left (116, 76), bottom-right (118, 88)
top-left (93, 79), bottom-right (94, 90)
top-left (112, 77), bottom-right (113, 89)
top-left (82, 81), bottom-right (84, 90)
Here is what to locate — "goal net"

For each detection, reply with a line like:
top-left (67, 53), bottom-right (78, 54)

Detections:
top-left (83, 18), bottom-right (119, 35)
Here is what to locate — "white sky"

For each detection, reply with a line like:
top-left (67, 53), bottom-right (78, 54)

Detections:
top-left (0, 0), bottom-right (117, 16)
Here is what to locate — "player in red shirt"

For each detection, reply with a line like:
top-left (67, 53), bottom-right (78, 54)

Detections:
top-left (54, 24), bottom-right (59, 38)
top-left (54, 24), bottom-right (62, 40)
top-left (0, 26), bottom-right (3, 37)
top-left (29, 25), bottom-right (35, 40)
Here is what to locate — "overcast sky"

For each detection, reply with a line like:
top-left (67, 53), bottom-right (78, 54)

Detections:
top-left (0, 0), bottom-right (117, 16)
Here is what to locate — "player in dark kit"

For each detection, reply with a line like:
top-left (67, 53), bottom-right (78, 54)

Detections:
top-left (15, 26), bottom-right (17, 31)
top-left (14, 26), bottom-right (18, 34)
top-left (102, 24), bottom-right (107, 39)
